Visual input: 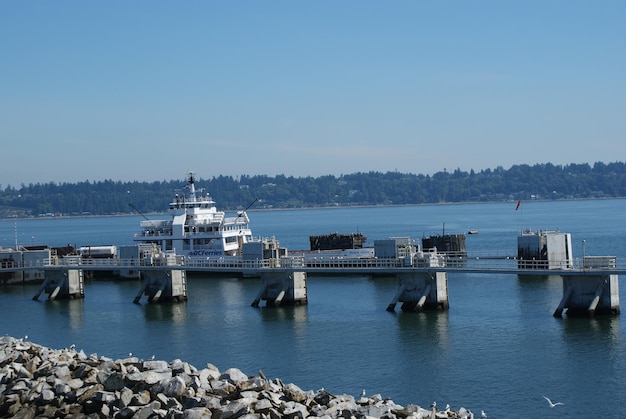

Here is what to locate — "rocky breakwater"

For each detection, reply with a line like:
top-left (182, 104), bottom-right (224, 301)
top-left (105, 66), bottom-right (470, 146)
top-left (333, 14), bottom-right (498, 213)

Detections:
top-left (0, 336), bottom-right (477, 419)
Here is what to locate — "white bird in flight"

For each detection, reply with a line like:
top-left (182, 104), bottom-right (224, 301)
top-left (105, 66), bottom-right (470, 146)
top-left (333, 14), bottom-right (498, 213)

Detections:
top-left (543, 396), bottom-right (564, 408)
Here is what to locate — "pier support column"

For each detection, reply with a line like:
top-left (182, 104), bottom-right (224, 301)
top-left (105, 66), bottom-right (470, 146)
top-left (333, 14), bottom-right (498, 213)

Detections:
top-left (387, 271), bottom-right (448, 312)
top-left (134, 269), bottom-right (187, 304)
top-left (33, 269), bottom-right (84, 301)
top-left (251, 271), bottom-right (307, 307)
top-left (554, 274), bottom-right (620, 317)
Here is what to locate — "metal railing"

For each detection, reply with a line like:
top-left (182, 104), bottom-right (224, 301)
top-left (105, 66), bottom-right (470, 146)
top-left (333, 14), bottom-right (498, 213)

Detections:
top-left (1, 253), bottom-right (625, 275)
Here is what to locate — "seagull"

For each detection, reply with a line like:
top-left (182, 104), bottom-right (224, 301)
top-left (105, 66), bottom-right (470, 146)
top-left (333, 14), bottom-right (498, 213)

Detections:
top-left (361, 389), bottom-right (366, 397)
top-left (543, 396), bottom-right (564, 408)
top-left (150, 354), bottom-right (155, 360)
top-left (481, 410), bottom-right (487, 418)
top-left (69, 344), bottom-right (76, 350)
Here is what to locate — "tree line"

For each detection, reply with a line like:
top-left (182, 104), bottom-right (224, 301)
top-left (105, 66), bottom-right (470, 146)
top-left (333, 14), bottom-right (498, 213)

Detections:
top-left (1, 161), bottom-right (625, 218)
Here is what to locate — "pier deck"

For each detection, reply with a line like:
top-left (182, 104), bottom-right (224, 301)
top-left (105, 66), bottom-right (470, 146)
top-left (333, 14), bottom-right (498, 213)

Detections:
top-left (2, 253), bottom-right (625, 278)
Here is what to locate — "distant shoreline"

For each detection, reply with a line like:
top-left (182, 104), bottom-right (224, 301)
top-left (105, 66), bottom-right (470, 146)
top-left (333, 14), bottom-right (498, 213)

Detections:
top-left (1, 196), bottom-right (624, 222)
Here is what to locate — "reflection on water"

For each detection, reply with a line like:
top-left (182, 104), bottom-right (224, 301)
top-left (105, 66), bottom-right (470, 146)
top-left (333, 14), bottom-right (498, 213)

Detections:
top-left (44, 299), bottom-right (85, 331)
top-left (143, 302), bottom-right (188, 323)
top-left (396, 310), bottom-right (450, 346)
top-left (258, 305), bottom-right (308, 324)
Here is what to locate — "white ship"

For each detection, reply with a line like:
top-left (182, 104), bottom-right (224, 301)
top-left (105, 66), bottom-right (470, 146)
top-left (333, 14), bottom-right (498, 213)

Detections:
top-left (133, 172), bottom-right (254, 259)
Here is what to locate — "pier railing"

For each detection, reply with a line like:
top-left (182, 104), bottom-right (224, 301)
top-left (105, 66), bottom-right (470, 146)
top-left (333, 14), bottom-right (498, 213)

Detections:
top-left (1, 253), bottom-right (624, 275)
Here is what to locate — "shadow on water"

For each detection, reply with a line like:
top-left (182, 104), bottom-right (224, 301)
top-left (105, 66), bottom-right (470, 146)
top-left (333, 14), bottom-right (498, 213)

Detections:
top-left (395, 310), bottom-right (450, 342)
top-left (515, 274), bottom-right (563, 314)
top-left (0, 283), bottom-right (40, 296)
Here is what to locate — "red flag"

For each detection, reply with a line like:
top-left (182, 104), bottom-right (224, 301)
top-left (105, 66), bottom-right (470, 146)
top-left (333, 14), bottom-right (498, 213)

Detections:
top-left (515, 200), bottom-right (521, 211)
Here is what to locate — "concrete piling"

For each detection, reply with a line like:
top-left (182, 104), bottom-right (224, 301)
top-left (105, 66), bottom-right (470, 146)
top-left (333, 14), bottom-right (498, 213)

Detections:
top-left (32, 269), bottom-right (84, 301)
top-left (387, 271), bottom-right (448, 312)
top-left (554, 274), bottom-right (620, 317)
top-left (133, 269), bottom-right (187, 304)
top-left (251, 271), bottom-right (308, 307)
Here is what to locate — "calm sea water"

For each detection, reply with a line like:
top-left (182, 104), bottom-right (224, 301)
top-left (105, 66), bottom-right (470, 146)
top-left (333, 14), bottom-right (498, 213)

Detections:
top-left (1, 199), bottom-right (625, 418)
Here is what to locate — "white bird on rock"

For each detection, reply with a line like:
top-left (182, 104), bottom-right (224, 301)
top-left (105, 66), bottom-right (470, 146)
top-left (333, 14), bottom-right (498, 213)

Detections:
top-left (543, 396), bottom-right (564, 408)
top-left (481, 410), bottom-right (487, 418)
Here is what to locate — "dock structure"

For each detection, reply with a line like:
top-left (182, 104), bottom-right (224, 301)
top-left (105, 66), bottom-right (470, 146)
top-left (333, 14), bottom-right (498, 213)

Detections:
top-left (251, 271), bottom-right (308, 307)
top-left (133, 253), bottom-right (188, 304)
top-left (553, 256), bottom-right (620, 317)
top-left (385, 247), bottom-right (449, 312)
top-left (32, 268), bottom-right (84, 301)
top-left (133, 269), bottom-right (188, 304)
top-left (2, 238), bottom-right (625, 316)
top-left (386, 271), bottom-right (449, 312)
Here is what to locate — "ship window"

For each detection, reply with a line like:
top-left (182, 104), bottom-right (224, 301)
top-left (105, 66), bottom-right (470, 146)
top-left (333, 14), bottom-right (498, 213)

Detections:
top-left (183, 239), bottom-right (190, 250)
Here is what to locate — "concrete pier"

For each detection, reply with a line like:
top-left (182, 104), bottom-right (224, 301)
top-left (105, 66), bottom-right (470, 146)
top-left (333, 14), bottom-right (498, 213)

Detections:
top-left (251, 271), bottom-right (308, 307)
top-left (554, 273), bottom-right (620, 317)
top-left (32, 269), bottom-right (84, 301)
top-left (386, 271), bottom-right (449, 312)
top-left (133, 269), bottom-right (188, 304)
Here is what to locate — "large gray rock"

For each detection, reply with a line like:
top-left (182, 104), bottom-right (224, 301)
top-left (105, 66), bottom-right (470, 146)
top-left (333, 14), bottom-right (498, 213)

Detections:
top-left (221, 367), bottom-right (249, 384)
top-left (182, 407), bottom-right (213, 418)
top-left (127, 368), bottom-right (172, 384)
top-left (0, 336), bottom-right (480, 419)
top-left (220, 399), bottom-right (252, 419)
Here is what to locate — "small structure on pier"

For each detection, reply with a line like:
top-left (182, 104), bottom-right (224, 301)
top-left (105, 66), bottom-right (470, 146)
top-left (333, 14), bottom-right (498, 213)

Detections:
top-left (517, 229), bottom-right (573, 270)
top-left (243, 237), bottom-right (287, 260)
top-left (117, 243), bottom-right (160, 280)
top-left (251, 271), bottom-right (308, 307)
top-left (310, 233), bottom-right (367, 251)
top-left (1, 247), bottom-right (74, 284)
top-left (421, 233), bottom-right (467, 258)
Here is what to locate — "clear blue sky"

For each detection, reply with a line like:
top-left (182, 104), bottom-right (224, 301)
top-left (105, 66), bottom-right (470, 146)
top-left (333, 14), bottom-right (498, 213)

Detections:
top-left (2, 1), bottom-right (624, 186)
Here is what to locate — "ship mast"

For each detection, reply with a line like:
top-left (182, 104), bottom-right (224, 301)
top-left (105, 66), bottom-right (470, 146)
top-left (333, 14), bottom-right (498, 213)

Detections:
top-left (187, 171), bottom-right (197, 202)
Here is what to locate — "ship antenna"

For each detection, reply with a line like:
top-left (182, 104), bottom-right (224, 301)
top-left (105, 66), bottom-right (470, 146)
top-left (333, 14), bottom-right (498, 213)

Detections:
top-left (239, 197), bottom-right (259, 216)
top-left (128, 203), bottom-right (150, 221)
